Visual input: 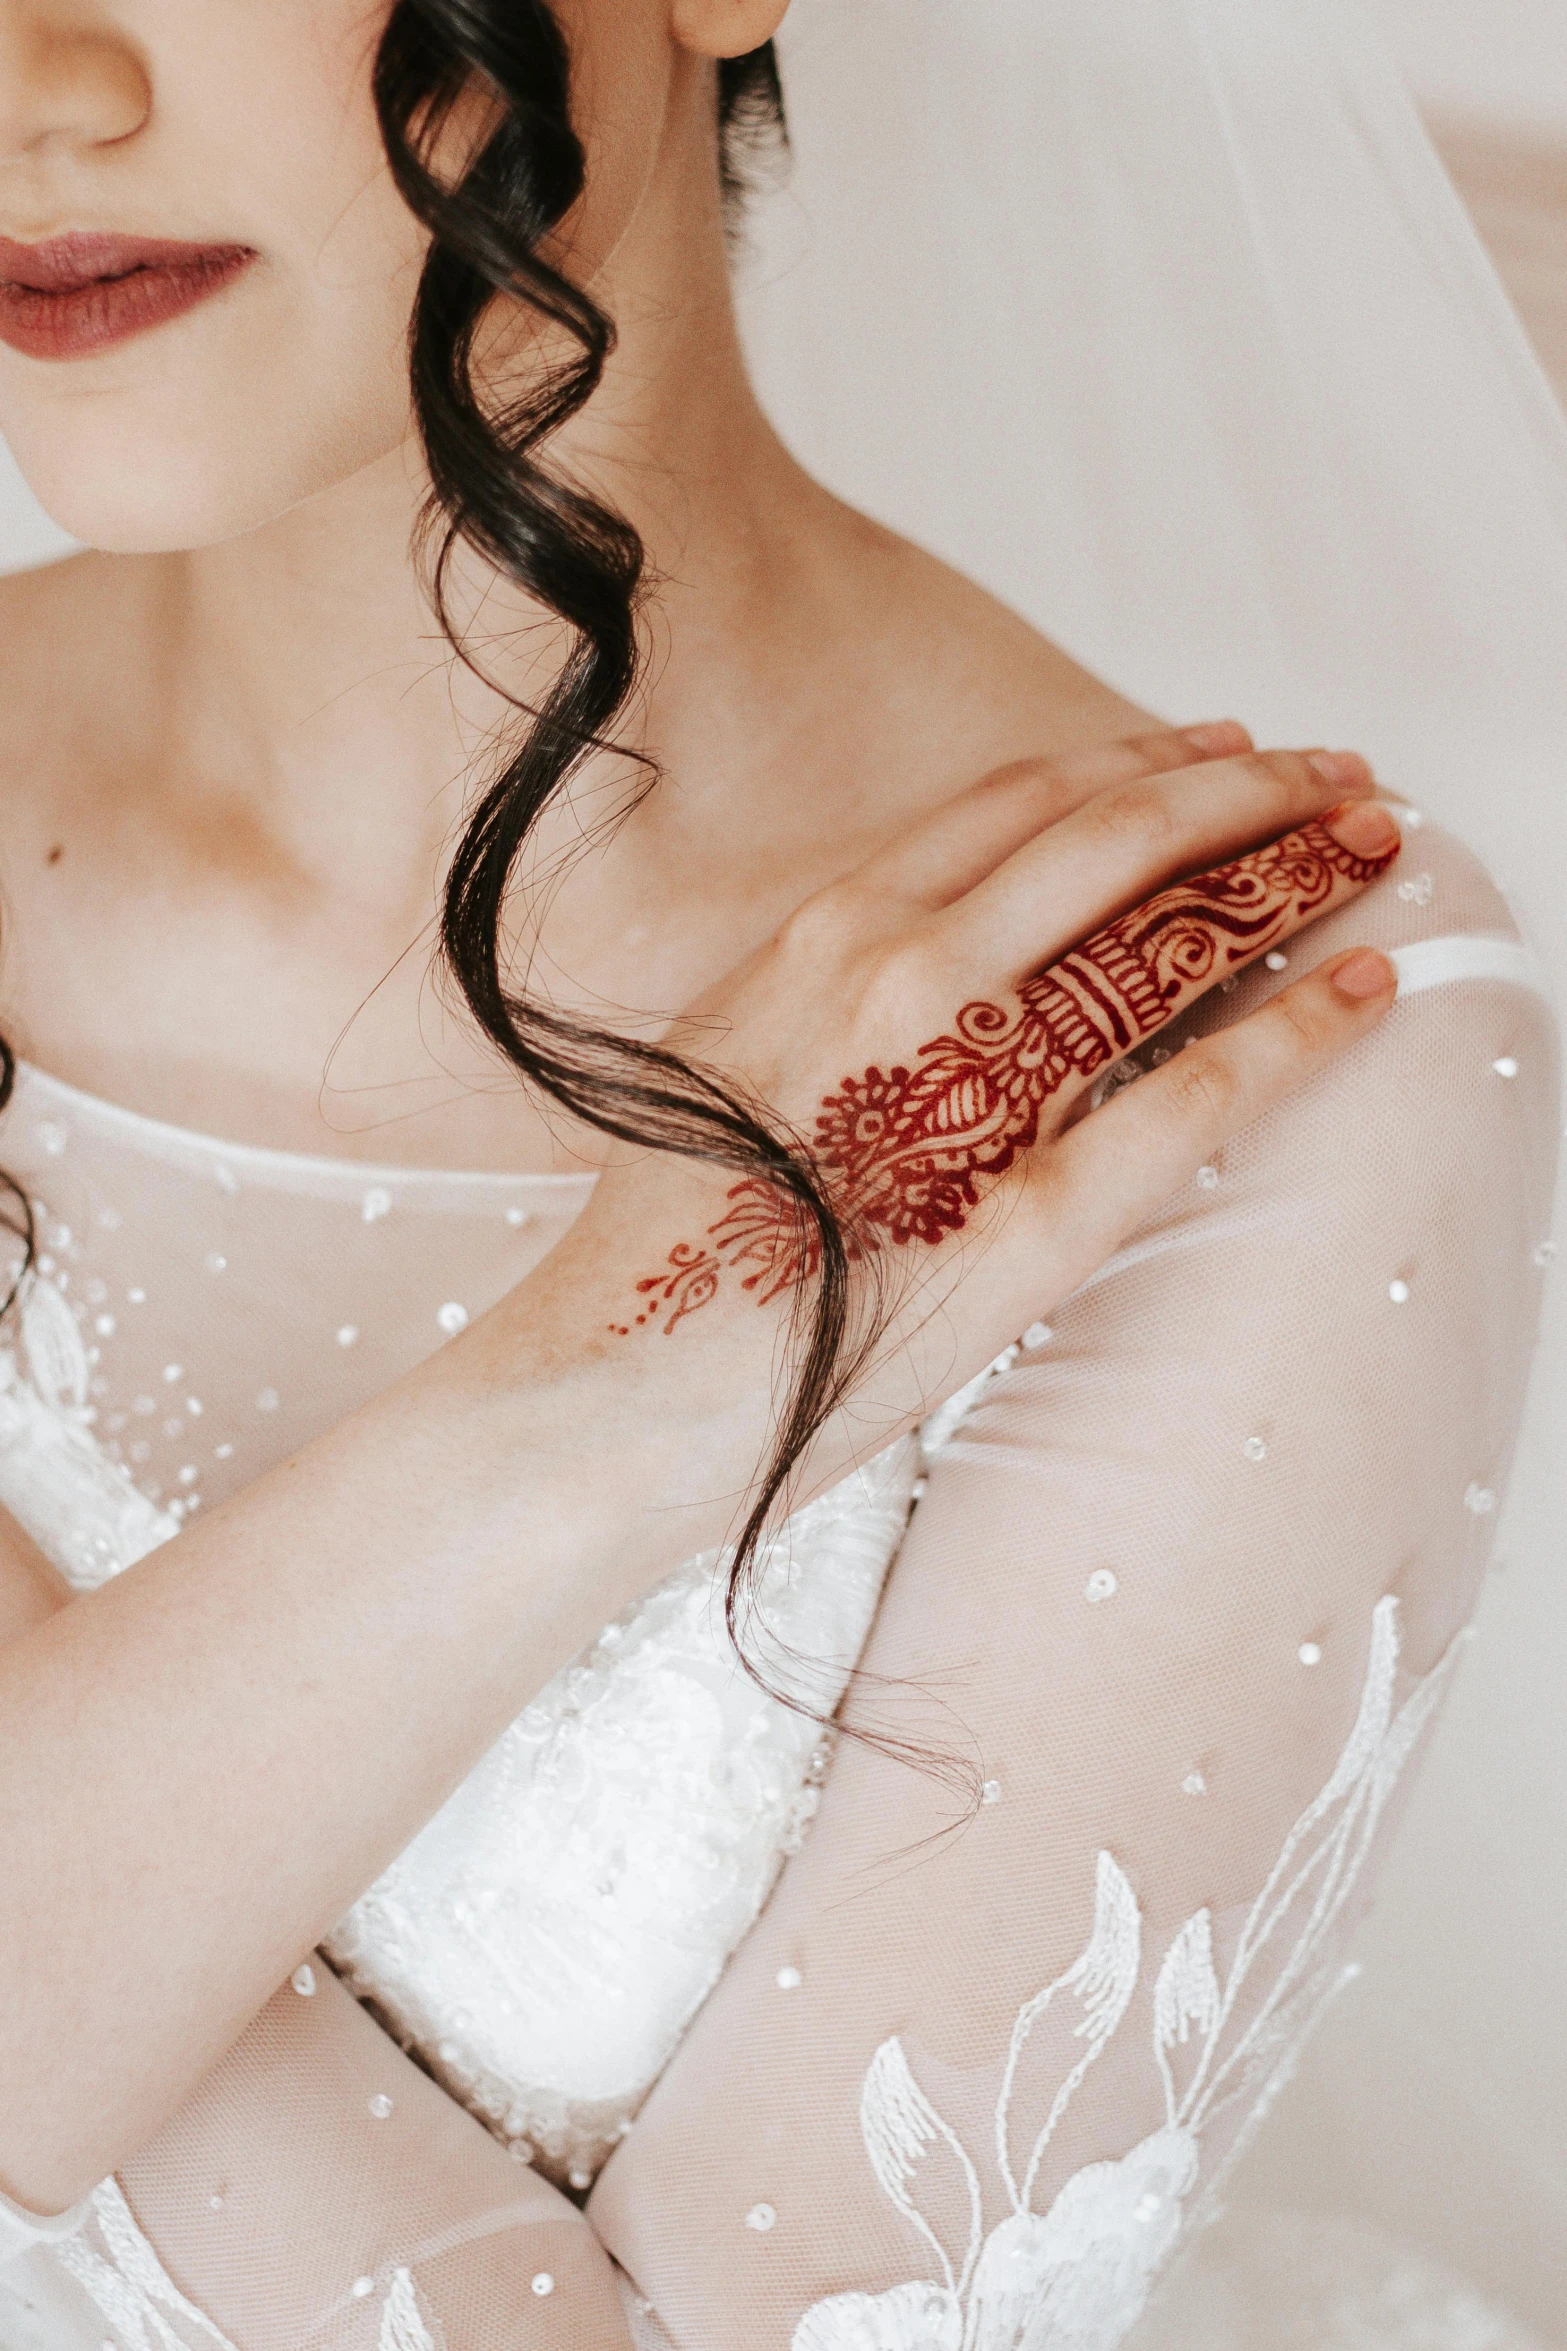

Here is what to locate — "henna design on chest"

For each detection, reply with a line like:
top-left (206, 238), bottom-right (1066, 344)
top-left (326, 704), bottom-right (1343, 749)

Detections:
top-left (610, 818), bottom-right (1397, 1334)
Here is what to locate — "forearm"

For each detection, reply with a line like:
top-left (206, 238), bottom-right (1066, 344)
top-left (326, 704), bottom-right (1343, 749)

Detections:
top-left (0, 1271), bottom-right (756, 2214)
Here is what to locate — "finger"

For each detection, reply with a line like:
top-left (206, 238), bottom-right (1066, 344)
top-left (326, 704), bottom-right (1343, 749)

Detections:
top-left (853, 721), bottom-right (1256, 911)
top-left (1016, 801), bottom-right (1400, 1137)
top-left (942, 746), bottom-right (1377, 981)
top-left (1024, 944), bottom-right (1400, 1290)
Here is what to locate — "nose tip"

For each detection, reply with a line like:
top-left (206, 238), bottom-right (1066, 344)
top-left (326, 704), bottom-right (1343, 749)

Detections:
top-left (0, 21), bottom-right (150, 166)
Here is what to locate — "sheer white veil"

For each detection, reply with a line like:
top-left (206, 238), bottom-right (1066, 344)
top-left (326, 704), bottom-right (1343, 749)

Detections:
top-left (0, 0), bottom-right (1562, 2329)
top-left (735, 0), bottom-right (1567, 2323)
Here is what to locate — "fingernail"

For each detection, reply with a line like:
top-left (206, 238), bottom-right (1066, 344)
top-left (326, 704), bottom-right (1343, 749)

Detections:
top-left (1330, 949), bottom-right (1397, 1000)
top-left (1183, 720), bottom-right (1251, 754)
top-left (1308, 749), bottom-right (1374, 789)
top-left (1324, 800), bottom-right (1401, 856)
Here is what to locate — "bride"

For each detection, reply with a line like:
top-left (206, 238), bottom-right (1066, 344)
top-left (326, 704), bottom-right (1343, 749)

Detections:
top-left (0, 0), bottom-right (1558, 2346)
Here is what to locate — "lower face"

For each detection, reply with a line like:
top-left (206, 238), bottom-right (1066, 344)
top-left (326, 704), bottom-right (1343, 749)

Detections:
top-left (0, 2), bottom-right (432, 552)
top-left (0, 0), bottom-right (667, 557)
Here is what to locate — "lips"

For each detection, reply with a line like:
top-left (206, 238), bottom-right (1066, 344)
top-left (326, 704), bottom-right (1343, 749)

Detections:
top-left (0, 234), bottom-right (256, 361)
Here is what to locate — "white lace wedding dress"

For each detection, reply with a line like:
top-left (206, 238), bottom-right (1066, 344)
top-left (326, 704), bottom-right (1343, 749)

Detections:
top-left (0, 816), bottom-right (1557, 2351)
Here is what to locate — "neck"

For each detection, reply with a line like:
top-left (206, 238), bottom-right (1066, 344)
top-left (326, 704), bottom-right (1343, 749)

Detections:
top-left (115, 86), bottom-right (815, 928)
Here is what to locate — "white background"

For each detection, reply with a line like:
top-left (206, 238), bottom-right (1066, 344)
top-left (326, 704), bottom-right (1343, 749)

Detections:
top-left (1367, 0), bottom-right (1567, 135)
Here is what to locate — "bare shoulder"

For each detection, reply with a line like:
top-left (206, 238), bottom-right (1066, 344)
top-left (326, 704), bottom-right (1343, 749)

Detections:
top-left (792, 493), bottom-right (1155, 838)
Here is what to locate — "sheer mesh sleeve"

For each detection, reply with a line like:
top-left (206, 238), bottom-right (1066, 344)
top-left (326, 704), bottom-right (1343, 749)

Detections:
top-left (586, 820), bottom-right (1559, 2350)
top-left (1, 1963), bottom-right (635, 2351)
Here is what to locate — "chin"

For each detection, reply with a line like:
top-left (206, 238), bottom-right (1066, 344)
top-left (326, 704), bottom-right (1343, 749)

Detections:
top-left (0, 324), bottom-right (413, 555)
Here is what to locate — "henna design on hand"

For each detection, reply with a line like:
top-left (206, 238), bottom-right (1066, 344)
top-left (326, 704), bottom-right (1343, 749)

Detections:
top-left (611, 819), bottom-right (1396, 1334)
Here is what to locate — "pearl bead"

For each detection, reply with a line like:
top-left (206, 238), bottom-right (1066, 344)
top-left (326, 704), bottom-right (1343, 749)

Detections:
top-left (337, 1325), bottom-right (359, 1348)
top-left (745, 2204), bottom-right (777, 2232)
top-left (1298, 1643), bottom-right (1323, 1667)
top-left (1021, 1321), bottom-right (1053, 1349)
top-left (568, 2167), bottom-right (592, 2191)
top-left (531, 2274), bottom-right (555, 2298)
top-left (1085, 1569), bottom-right (1118, 1603)
top-left (362, 1188), bottom-right (392, 1224)
top-left (775, 1965), bottom-right (802, 1989)
top-left (351, 2277), bottom-right (374, 2300)
top-left (1244, 1436), bottom-right (1268, 1463)
top-left (981, 1778), bottom-right (1002, 1805)
top-left (506, 1207), bottom-right (531, 1228)
top-left (1196, 1165), bottom-right (1220, 1189)
top-left (1265, 950), bottom-right (1288, 971)
top-left (1182, 1772), bottom-right (1207, 1796)
top-left (1388, 1280), bottom-right (1410, 1304)
top-left (1464, 1482), bottom-right (1496, 1516)
top-left (437, 1302), bottom-right (469, 1336)
top-left (1493, 1057), bottom-right (1519, 1079)
top-left (368, 2095), bottom-right (394, 2120)
top-left (291, 1965), bottom-right (317, 1997)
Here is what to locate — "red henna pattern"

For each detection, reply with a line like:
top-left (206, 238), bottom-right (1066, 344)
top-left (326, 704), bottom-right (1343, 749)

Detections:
top-left (608, 819), bottom-right (1397, 1335)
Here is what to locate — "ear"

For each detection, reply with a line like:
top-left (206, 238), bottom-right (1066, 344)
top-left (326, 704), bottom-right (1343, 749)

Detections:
top-left (669, 0), bottom-right (789, 64)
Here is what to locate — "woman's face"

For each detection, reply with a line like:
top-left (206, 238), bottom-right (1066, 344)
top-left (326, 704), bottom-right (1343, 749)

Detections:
top-left (0, 0), bottom-right (675, 552)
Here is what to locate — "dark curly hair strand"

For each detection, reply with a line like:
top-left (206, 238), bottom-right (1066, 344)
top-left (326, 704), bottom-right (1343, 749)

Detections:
top-left (373, 5), bottom-right (887, 1707)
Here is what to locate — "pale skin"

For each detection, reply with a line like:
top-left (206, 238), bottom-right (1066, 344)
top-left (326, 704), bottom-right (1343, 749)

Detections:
top-left (0, 0), bottom-right (1401, 2266)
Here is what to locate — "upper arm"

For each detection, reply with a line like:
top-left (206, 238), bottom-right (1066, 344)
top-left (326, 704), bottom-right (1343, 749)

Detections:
top-left (0, 1498), bottom-right (68, 1639)
top-left (588, 821), bottom-right (1558, 2347)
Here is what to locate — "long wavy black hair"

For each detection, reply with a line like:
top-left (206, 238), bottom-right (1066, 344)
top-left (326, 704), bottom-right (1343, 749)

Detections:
top-left (374, 4), bottom-right (878, 1695)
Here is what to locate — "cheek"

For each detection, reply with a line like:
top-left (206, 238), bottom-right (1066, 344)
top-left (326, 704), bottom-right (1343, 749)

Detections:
top-left (0, 0), bottom-right (424, 553)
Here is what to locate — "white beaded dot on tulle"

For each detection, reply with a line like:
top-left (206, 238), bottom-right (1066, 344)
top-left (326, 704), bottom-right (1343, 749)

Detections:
top-left (1182, 1772), bottom-right (1207, 1795)
top-left (1021, 1320), bottom-right (1053, 1349)
top-left (1085, 1569), bottom-right (1118, 1603)
top-left (1396, 872), bottom-right (1434, 905)
top-left (437, 1302), bottom-right (469, 1335)
top-left (1298, 1642), bottom-right (1323, 1666)
top-left (291, 1964), bottom-right (317, 1997)
top-left (1493, 1056), bottom-right (1520, 1078)
top-left (362, 1188), bottom-right (392, 1224)
top-left (351, 2277), bottom-right (374, 2299)
top-left (775, 1965), bottom-right (802, 1990)
top-left (368, 2095), bottom-right (394, 2120)
top-left (745, 2204), bottom-right (777, 2233)
top-left (1265, 949), bottom-right (1288, 970)
top-left (1196, 1164), bottom-right (1220, 1189)
top-left (531, 2274), bottom-right (555, 2298)
top-left (1464, 1483), bottom-right (1496, 1516)
top-left (337, 1325), bottom-right (359, 1348)
top-left (1389, 1279), bottom-right (1411, 1303)
top-left (1244, 1436), bottom-right (1267, 1462)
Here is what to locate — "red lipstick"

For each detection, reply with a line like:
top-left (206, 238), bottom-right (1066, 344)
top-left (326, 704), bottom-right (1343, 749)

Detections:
top-left (0, 234), bottom-right (257, 361)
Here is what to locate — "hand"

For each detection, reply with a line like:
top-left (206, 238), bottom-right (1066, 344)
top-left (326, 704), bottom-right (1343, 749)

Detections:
top-left (539, 723), bottom-right (1401, 1478)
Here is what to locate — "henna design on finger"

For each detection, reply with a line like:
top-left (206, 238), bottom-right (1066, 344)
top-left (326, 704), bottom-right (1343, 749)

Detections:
top-left (610, 818), bottom-right (1396, 1334)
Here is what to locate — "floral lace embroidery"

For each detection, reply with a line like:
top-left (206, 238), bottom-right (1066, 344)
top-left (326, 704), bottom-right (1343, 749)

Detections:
top-left (793, 1596), bottom-right (1463, 2351)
